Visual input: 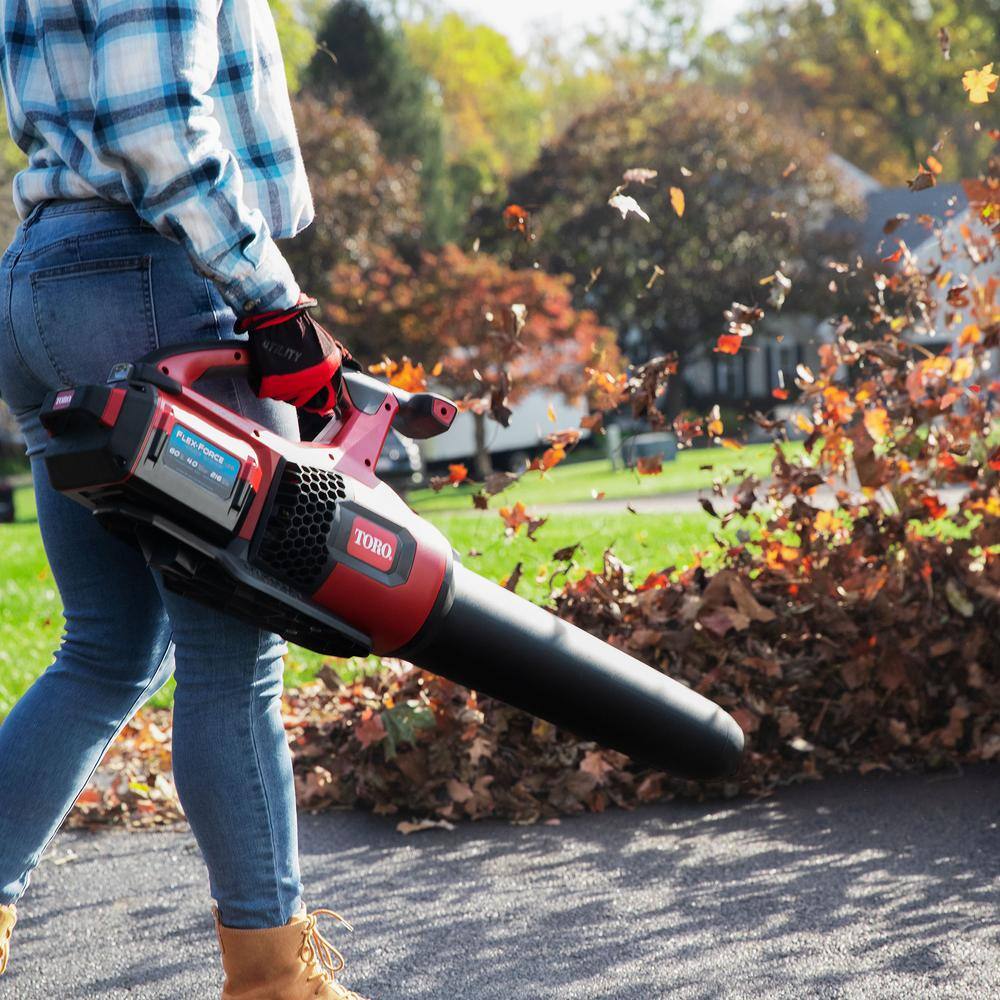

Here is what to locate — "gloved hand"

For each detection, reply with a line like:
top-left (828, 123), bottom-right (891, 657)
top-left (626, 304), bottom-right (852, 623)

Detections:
top-left (235, 294), bottom-right (354, 415)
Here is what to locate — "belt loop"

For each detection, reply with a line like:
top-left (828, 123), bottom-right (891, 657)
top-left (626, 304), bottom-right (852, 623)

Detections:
top-left (22, 200), bottom-right (47, 228)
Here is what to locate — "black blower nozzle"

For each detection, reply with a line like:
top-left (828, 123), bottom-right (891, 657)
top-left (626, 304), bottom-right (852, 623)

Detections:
top-left (404, 564), bottom-right (745, 779)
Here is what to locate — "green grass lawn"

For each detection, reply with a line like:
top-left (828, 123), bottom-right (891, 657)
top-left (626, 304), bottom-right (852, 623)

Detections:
top-left (408, 440), bottom-right (796, 514)
top-left (0, 484), bottom-right (720, 716)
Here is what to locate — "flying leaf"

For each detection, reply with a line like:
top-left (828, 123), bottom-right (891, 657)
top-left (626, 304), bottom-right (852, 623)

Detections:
top-left (937, 26), bottom-right (950, 60)
top-left (863, 407), bottom-right (891, 442)
top-left (962, 63), bottom-right (998, 104)
top-left (503, 204), bottom-right (530, 234)
top-left (707, 405), bottom-right (724, 437)
top-left (502, 562), bottom-right (523, 593)
top-left (608, 192), bottom-right (650, 223)
top-left (669, 186), bottom-right (685, 218)
top-left (448, 463), bottom-right (468, 485)
top-left (714, 334), bottom-right (743, 355)
top-left (623, 167), bottom-right (658, 184)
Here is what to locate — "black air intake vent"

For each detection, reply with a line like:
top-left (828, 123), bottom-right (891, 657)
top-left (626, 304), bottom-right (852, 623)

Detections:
top-left (253, 463), bottom-right (348, 591)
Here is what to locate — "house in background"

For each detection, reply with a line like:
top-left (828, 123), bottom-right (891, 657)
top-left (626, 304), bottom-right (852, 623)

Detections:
top-left (680, 156), bottom-right (979, 414)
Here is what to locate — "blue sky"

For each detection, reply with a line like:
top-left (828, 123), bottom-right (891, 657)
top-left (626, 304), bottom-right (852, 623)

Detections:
top-left (456, 0), bottom-right (750, 51)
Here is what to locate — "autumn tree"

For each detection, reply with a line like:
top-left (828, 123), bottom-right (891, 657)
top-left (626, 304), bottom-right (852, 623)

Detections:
top-left (323, 244), bottom-right (618, 474)
top-left (476, 83), bottom-right (861, 400)
top-left (699, 0), bottom-right (1000, 183)
top-left (303, 0), bottom-right (450, 241)
top-left (283, 94), bottom-right (423, 302)
top-left (403, 13), bottom-right (542, 218)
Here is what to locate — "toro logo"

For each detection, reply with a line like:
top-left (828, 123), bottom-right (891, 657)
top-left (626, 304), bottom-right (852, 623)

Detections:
top-left (347, 516), bottom-right (397, 572)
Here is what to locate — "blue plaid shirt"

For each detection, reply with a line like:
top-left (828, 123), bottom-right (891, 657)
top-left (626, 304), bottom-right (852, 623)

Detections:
top-left (0, 0), bottom-right (314, 314)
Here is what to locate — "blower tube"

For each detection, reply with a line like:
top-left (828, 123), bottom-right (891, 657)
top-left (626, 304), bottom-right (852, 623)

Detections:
top-left (402, 563), bottom-right (745, 780)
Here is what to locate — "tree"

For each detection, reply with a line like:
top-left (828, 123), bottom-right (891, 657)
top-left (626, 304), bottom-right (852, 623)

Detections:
top-left (303, 0), bottom-right (450, 241)
top-left (475, 83), bottom-right (861, 401)
top-left (701, 0), bottom-right (1000, 184)
top-left (403, 13), bottom-right (542, 217)
top-left (268, 0), bottom-right (315, 92)
top-left (283, 94), bottom-right (423, 300)
top-left (323, 245), bottom-right (618, 474)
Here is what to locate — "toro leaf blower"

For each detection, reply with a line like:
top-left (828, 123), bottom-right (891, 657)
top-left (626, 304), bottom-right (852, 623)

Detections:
top-left (39, 343), bottom-right (744, 780)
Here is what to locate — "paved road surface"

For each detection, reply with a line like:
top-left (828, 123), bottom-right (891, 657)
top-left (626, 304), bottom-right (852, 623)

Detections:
top-left (2, 767), bottom-right (997, 999)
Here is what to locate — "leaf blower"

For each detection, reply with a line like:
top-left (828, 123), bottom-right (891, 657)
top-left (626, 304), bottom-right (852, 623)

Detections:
top-left (38, 343), bottom-right (744, 780)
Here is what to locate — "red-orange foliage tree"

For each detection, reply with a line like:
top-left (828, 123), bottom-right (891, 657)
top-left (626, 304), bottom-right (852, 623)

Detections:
top-left (324, 244), bottom-right (618, 473)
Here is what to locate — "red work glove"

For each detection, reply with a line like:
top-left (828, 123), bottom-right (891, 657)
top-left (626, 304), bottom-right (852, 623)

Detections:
top-left (235, 294), bottom-right (354, 415)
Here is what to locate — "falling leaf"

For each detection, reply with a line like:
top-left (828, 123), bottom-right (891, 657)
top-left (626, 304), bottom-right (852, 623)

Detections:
top-left (448, 463), bottom-right (468, 485)
top-left (772, 387), bottom-right (789, 400)
top-left (510, 303), bottom-right (528, 336)
top-left (645, 264), bottom-right (665, 290)
top-left (585, 266), bottom-right (603, 291)
top-left (714, 334), bottom-right (743, 355)
top-left (502, 562), bottom-right (524, 593)
top-left (707, 405), bottom-right (724, 437)
top-left (636, 454), bottom-right (663, 476)
top-left (608, 192), bottom-right (650, 223)
top-left (863, 407), bottom-right (891, 442)
top-left (937, 26), bottom-right (950, 60)
top-left (962, 63), bottom-right (998, 104)
top-left (547, 403), bottom-right (557, 422)
top-left (623, 167), bottom-right (658, 184)
top-left (781, 161), bottom-right (798, 178)
top-left (503, 204), bottom-right (530, 234)
top-left (908, 164), bottom-right (937, 191)
top-left (669, 186), bottom-right (685, 218)
top-left (925, 154), bottom-right (944, 175)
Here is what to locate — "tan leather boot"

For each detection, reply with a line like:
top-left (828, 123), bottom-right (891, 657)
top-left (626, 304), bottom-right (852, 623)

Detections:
top-left (0, 904), bottom-right (15, 976)
top-left (215, 905), bottom-right (371, 999)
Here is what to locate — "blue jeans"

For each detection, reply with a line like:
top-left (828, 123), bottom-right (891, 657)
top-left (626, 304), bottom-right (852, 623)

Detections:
top-left (0, 199), bottom-right (304, 929)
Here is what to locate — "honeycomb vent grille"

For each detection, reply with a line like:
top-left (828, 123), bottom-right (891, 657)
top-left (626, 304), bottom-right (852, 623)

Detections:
top-left (254, 463), bottom-right (347, 591)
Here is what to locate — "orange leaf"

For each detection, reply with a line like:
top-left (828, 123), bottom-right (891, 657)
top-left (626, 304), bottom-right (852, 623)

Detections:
top-left (863, 407), bottom-right (890, 442)
top-left (500, 501), bottom-right (529, 533)
top-left (503, 204), bottom-right (530, 234)
top-left (448, 463), bottom-right (468, 485)
top-left (718, 438), bottom-right (743, 450)
top-left (669, 186), bottom-right (685, 218)
top-left (714, 334), bottom-right (743, 355)
top-left (772, 387), bottom-right (789, 400)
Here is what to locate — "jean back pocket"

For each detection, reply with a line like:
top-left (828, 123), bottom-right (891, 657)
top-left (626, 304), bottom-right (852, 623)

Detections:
top-left (29, 255), bottom-right (157, 387)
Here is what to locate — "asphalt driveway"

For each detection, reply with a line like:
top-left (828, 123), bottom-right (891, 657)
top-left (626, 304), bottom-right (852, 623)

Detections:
top-left (2, 766), bottom-right (997, 999)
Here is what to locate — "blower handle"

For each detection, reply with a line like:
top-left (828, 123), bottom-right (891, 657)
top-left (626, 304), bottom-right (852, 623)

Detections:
top-left (133, 342), bottom-right (457, 438)
top-left (130, 342), bottom-right (251, 389)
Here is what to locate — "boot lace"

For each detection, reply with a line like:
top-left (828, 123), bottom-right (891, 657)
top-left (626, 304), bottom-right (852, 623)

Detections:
top-left (299, 908), bottom-right (365, 999)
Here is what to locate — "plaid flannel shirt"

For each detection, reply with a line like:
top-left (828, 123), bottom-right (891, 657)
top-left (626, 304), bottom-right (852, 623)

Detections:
top-left (0, 0), bottom-right (314, 314)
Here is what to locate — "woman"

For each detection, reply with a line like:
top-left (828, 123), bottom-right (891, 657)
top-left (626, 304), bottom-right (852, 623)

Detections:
top-left (0, 1), bottom-right (368, 996)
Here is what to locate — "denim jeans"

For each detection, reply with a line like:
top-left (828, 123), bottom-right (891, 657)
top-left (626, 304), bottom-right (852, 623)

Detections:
top-left (0, 199), bottom-right (304, 929)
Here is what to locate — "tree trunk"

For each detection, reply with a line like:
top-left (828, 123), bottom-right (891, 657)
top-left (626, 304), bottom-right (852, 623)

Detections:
top-left (473, 411), bottom-right (493, 478)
